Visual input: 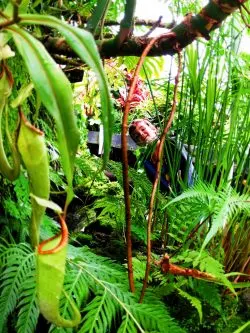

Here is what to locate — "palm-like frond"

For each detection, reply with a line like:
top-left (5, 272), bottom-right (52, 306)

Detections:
top-left (68, 247), bottom-right (184, 333)
top-left (79, 291), bottom-right (117, 333)
top-left (164, 181), bottom-right (218, 209)
top-left (165, 181), bottom-right (250, 249)
top-left (176, 288), bottom-right (202, 323)
top-left (0, 242), bottom-right (184, 333)
top-left (16, 271), bottom-right (39, 333)
top-left (192, 280), bottom-right (221, 313)
top-left (0, 243), bottom-right (34, 332)
top-left (117, 314), bottom-right (137, 333)
top-left (202, 188), bottom-right (250, 250)
top-left (129, 302), bottom-right (185, 333)
top-left (0, 242), bottom-right (32, 266)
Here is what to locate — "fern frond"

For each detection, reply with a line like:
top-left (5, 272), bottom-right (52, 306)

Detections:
top-left (69, 259), bottom-right (145, 332)
top-left (0, 248), bottom-right (35, 331)
top-left (202, 192), bottom-right (232, 250)
top-left (202, 189), bottom-right (250, 250)
top-left (130, 302), bottom-right (185, 333)
top-left (117, 314), bottom-right (137, 333)
top-left (176, 288), bottom-right (202, 323)
top-left (183, 250), bottom-right (235, 292)
top-left (16, 271), bottom-right (39, 333)
top-left (68, 246), bottom-right (126, 285)
top-left (0, 242), bottom-right (32, 266)
top-left (69, 246), bottom-right (185, 333)
top-left (49, 268), bottom-right (89, 333)
top-left (164, 181), bottom-right (218, 208)
top-left (192, 280), bottom-right (221, 313)
top-left (79, 291), bottom-right (117, 333)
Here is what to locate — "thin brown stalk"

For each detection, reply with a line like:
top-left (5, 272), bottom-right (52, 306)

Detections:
top-left (121, 32), bottom-right (176, 293)
top-left (0, 0), bottom-right (21, 28)
top-left (139, 49), bottom-right (182, 303)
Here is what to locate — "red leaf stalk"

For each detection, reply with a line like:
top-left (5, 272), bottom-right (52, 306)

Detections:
top-left (139, 48), bottom-right (182, 303)
top-left (160, 255), bottom-right (216, 281)
top-left (121, 32), bottom-right (176, 293)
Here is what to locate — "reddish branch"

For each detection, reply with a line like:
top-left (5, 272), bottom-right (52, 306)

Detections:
top-left (139, 48), bottom-right (182, 304)
top-left (37, 0), bottom-right (249, 59)
top-left (159, 254), bottom-right (216, 281)
top-left (121, 32), bottom-right (176, 293)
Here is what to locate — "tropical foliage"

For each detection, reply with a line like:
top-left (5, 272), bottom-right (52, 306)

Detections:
top-left (0, 0), bottom-right (249, 332)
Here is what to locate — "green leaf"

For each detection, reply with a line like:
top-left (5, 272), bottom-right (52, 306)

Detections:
top-left (19, 14), bottom-right (113, 167)
top-left (86, 0), bottom-right (112, 34)
top-left (37, 235), bottom-right (81, 327)
top-left (79, 291), bottom-right (117, 333)
top-left (177, 288), bottom-right (203, 323)
top-left (11, 82), bottom-right (34, 108)
top-left (118, 314), bottom-right (138, 333)
top-left (0, 251), bottom-right (34, 332)
top-left (8, 25), bottom-right (80, 204)
top-left (233, 321), bottom-right (250, 333)
top-left (16, 272), bottom-right (39, 333)
top-left (30, 194), bottom-right (63, 215)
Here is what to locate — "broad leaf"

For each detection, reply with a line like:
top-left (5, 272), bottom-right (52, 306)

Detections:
top-left (30, 194), bottom-right (63, 215)
top-left (8, 25), bottom-right (80, 203)
top-left (19, 14), bottom-right (113, 167)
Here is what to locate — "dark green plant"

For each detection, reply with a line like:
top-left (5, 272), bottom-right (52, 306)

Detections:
top-left (0, 0), bottom-right (249, 332)
top-left (0, 241), bottom-right (184, 333)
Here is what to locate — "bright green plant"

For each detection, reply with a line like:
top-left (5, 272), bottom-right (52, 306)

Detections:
top-left (0, 0), bottom-right (113, 329)
top-left (0, 0), bottom-right (250, 332)
top-left (0, 241), bottom-right (185, 333)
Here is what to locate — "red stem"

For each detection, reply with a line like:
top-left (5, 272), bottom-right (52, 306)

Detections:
top-left (121, 32), bottom-right (176, 293)
top-left (139, 49), bottom-right (182, 303)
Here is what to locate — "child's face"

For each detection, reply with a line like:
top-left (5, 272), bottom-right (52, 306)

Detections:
top-left (129, 119), bottom-right (158, 146)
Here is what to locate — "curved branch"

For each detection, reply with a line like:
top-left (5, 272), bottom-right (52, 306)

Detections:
top-left (38, 0), bottom-right (248, 59)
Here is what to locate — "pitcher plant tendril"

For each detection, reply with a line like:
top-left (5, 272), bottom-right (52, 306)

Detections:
top-left (38, 215), bottom-right (69, 255)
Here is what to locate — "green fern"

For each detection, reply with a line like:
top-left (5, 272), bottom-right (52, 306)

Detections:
top-left (68, 248), bottom-right (185, 333)
top-left (0, 243), bottom-right (34, 332)
top-left (202, 190), bottom-right (250, 250)
top-left (117, 314), bottom-right (137, 333)
top-left (79, 291), bottom-right (118, 333)
top-left (0, 242), bottom-right (185, 333)
top-left (129, 302), bottom-right (185, 333)
top-left (176, 288), bottom-right (202, 323)
top-left (165, 181), bottom-right (250, 250)
top-left (174, 249), bottom-right (235, 293)
top-left (192, 280), bottom-right (222, 313)
top-left (16, 271), bottom-right (39, 333)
